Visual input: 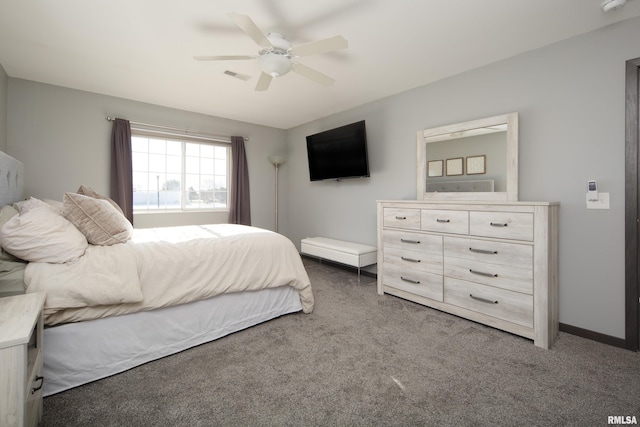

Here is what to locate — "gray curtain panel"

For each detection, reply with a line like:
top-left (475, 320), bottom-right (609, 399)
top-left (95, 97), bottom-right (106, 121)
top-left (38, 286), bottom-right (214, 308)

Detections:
top-left (110, 118), bottom-right (134, 224)
top-left (229, 136), bottom-right (251, 225)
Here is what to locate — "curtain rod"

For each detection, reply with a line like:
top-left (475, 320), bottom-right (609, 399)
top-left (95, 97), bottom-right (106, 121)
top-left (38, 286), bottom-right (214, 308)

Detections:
top-left (105, 117), bottom-right (248, 142)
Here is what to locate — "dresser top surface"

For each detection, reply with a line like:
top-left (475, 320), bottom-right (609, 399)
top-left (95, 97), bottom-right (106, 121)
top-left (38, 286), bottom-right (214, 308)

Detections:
top-left (0, 292), bottom-right (45, 348)
top-left (377, 200), bottom-right (559, 206)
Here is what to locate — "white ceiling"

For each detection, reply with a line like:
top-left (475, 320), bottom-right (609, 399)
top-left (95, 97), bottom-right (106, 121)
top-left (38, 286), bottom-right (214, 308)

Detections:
top-left (1, 0), bottom-right (639, 129)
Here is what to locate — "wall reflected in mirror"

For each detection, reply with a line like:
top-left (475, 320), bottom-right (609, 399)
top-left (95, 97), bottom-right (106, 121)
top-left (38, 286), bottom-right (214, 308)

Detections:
top-left (425, 125), bottom-right (506, 192)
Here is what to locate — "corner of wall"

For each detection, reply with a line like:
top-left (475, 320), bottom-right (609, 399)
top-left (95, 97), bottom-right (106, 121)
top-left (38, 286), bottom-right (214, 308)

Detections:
top-left (0, 63), bottom-right (8, 153)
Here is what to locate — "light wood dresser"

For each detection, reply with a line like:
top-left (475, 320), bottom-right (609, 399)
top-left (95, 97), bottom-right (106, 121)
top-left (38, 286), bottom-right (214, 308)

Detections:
top-left (377, 200), bottom-right (559, 348)
top-left (0, 292), bottom-right (46, 426)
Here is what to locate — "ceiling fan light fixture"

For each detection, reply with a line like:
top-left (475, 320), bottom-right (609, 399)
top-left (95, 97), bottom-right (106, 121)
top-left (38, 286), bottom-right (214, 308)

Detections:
top-left (258, 53), bottom-right (292, 77)
top-left (195, 13), bottom-right (345, 90)
top-left (601, 0), bottom-right (626, 12)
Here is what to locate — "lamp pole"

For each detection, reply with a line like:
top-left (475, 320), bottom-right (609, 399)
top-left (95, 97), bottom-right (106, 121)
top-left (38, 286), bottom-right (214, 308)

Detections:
top-left (274, 163), bottom-right (280, 232)
top-left (267, 156), bottom-right (286, 233)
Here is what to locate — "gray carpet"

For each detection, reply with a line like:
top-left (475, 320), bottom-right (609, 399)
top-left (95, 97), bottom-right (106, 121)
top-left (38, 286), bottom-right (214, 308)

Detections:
top-left (43, 259), bottom-right (640, 426)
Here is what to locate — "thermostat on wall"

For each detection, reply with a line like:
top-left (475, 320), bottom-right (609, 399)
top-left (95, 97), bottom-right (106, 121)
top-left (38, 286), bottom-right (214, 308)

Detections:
top-left (587, 180), bottom-right (598, 201)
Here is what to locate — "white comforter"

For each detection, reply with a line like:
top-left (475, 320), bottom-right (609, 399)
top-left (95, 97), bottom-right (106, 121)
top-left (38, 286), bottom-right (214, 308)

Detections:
top-left (25, 224), bottom-right (313, 325)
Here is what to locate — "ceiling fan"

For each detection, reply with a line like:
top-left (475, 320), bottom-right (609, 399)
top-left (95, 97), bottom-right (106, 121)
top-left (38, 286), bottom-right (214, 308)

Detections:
top-left (194, 12), bottom-right (348, 91)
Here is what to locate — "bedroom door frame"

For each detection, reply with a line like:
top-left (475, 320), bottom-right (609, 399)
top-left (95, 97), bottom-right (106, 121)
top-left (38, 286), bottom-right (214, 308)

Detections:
top-left (625, 56), bottom-right (640, 351)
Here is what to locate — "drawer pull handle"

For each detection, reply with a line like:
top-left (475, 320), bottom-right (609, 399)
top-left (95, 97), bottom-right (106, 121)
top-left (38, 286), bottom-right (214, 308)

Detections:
top-left (32, 375), bottom-right (44, 394)
top-left (400, 238), bottom-right (421, 244)
top-left (400, 276), bottom-right (420, 284)
top-left (395, 216), bottom-right (407, 220)
top-left (490, 222), bottom-right (508, 227)
top-left (401, 256), bottom-right (421, 263)
top-left (436, 218), bottom-right (450, 223)
top-left (469, 294), bottom-right (498, 304)
top-left (469, 247), bottom-right (498, 255)
top-left (469, 269), bottom-right (498, 278)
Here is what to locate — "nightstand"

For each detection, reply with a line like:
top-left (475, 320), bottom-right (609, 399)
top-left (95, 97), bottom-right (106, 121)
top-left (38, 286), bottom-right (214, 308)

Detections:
top-left (0, 292), bottom-right (46, 427)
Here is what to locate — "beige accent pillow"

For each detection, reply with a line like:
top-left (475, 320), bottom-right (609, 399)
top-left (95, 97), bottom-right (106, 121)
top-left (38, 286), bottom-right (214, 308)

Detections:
top-left (0, 205), bottom-right (88, 263)
top-left (63, 193), bottom-right (133, 246)
top-left (77, 185), bottom-right (125, 216)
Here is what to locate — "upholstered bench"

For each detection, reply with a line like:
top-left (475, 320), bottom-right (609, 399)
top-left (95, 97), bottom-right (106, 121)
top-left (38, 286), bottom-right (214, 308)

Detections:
top-left (301, 237), bottom-right (377, 280)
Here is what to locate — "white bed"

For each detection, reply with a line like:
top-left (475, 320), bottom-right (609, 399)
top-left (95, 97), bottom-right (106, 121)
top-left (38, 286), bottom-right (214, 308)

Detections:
top-left (0, 151), bottom-right (314, 396)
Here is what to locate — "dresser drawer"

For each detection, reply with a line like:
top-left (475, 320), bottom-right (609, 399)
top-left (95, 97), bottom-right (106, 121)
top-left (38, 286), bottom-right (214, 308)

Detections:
top-left (421, 209), bottom-right (469, 234)
top-left (444, 277), bottom-right (533, 328)
top-left (443, 256), bottom-right (532, 294)
top-left (382, 229), bottom-right (442, 254)
top-left (443, 236), bottom-right (532, 270)
top-left (469, 211), bottom-right (533, 241)
top-left (383, 208), bottom-right (421, 230)
top-left (383, 265), bottom-right (443, 301)
top-left (384, 246), bottom-right (443, 276)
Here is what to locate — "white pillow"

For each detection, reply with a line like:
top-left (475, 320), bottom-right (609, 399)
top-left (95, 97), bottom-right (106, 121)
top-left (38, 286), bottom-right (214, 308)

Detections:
top-left (0, 207), bottom-right (88, 263)
top-left (0, 205), bottom-right (21, 262)
top-left (0, 205), bottom-right (18, 226)
top-left (63, 192), bottom-right (133, 246)
top-left (44, 199), bottom-right (64, 213)
top-left (14, 197), bottom-right (58, 214)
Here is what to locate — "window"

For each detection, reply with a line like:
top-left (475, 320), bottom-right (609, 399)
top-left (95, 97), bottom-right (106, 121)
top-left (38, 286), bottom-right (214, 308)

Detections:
top-left (131, 132), bottom-right (230, 212)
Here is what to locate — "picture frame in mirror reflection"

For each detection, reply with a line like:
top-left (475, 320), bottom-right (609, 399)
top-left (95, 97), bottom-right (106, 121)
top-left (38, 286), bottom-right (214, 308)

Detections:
top-left (466, 155), bottom-right (486, 175)
top-left (445, 158), bottom-right (463, 176)
top-left (427, 160), bottom-right (443, 177)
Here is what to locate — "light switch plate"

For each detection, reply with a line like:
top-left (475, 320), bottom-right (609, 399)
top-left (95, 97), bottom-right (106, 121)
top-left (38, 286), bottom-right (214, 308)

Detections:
top-left (586, 192), bottom-right (610, 209)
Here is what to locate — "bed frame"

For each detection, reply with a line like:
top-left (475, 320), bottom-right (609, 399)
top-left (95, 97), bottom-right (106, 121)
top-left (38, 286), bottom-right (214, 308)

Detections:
top-left (0, 151), bottom-right (304, 396)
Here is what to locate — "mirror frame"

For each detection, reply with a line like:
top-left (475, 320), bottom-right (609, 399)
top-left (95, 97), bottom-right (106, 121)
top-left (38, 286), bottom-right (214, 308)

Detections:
top-left (417, 112), bottom-right (518, 201)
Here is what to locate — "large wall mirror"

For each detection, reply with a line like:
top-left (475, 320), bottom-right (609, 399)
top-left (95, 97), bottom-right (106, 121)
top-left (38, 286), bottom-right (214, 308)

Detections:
top-left (417, 112), bottom-right (518, 201)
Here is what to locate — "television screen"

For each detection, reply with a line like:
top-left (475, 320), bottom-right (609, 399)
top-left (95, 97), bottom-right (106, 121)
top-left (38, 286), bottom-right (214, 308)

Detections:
top-left (306, 120), bottom-right (370, 181)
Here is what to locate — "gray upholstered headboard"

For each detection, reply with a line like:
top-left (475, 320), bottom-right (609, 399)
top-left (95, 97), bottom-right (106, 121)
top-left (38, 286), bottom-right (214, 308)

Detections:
top-left (426, 179), bottom-right (494, 193)
top-left (0, 151), bottom-right (24, 206)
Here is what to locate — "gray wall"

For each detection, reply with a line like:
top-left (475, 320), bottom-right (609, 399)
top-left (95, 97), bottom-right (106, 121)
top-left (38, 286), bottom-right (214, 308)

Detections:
top-left (0, 63), bottom-right (7, 153)
top-left (6, 79), bottom-right (286, 230)
top-left (283, 17), bottom-right (640, 339)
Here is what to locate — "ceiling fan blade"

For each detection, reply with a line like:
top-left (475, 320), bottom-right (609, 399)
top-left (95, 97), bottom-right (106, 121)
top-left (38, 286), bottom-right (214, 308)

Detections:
top-left (291, 63), bottom-right (335, 86)
top-left (290, 35), bottom-right (348, 57)
top-left (255, 72), bottom-right (273, 91)
top-left (193, 55), bottom-right (254, 61)
top-left (224, 70), bottom-right (251, 81)
top-left (228, 12), bottom-right (273, 50)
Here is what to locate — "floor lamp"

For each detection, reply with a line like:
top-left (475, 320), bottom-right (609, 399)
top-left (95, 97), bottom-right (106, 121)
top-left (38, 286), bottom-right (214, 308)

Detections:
top-left (268, 155), bottom-right (286, 232)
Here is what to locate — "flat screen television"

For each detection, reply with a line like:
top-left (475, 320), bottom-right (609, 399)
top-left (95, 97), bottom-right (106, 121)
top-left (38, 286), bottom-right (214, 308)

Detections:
top-left (306, 120), bottom-right (370, 181)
